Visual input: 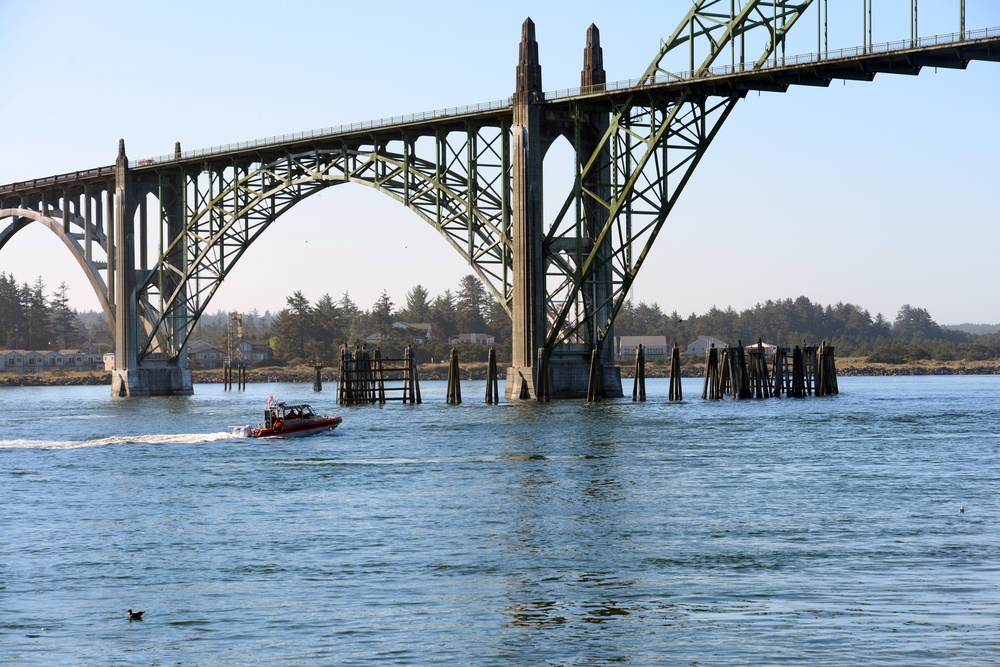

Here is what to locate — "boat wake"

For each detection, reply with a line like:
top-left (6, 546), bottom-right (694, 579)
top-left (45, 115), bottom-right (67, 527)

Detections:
top-left (0, 431), bottom-right (236, 450)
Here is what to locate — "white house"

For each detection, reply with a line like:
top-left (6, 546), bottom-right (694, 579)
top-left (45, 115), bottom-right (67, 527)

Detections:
top-left (450, 333), bottom-right (495, 346)
top-left (1, 349), bottom-right (102, 372)
top-left (617, 335), bottom-right (668, 361)
top-left (683, 336), bottom-right (728, 356)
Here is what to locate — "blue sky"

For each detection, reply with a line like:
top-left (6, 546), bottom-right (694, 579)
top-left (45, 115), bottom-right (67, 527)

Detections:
top-left (2, 0), bottom-right (999, 325)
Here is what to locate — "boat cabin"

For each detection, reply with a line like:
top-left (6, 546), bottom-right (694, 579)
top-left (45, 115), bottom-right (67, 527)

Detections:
top-left (264, 403), bottom-right (316, 428)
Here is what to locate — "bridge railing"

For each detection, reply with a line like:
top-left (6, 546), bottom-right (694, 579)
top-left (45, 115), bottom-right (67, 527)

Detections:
top-left (131, 98), bottom-right (513, 168)
top-left (539, 25), bottom-right (1000, 102)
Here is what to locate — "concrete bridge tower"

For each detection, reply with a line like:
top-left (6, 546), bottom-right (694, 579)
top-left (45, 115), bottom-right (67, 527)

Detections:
top-left (506, 20), bottom-right (622, 400)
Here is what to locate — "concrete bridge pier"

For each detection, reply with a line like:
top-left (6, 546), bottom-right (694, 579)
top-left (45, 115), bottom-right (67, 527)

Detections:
top-left (505, 19), bottom-right (623, 400)
top-left (110, 140), bottom-right (192, 397)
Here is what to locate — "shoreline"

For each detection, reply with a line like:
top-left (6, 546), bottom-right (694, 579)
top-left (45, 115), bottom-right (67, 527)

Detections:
top-left (3, 360), bottom-right (1000, 387)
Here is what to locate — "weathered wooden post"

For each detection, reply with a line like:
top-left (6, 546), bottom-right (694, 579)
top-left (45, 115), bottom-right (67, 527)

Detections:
top-left (817, 341), bottom-right (839, 396)
top-left (790, 345), bottom-right (806, 398)
top-left (771, 347), bottom-right (787, 397)
top-left (535, 348), bottom-right (550, 403)
top-left (403, 344), bottom-right (422, 405)
top-left (632, 344), bottom-right (646, 402)
top-left (485, 347), bottom-right (500, 404)
top-left (719, 346), bottom-right (733, 398)
top-left (446, 347), bottom-right (462, 405)
top-left (669, 343), bottom-right (683, 401)
top-left (702, 343), bottom-right (720, 400)
top-left (313, 364), bottom-right (323, 392)
top-left (373, 348), bottom-right (386, 404)
top-left (587, 348), bottom-right (602, 402)
top-left (735, 341), bottom-right (750, 400)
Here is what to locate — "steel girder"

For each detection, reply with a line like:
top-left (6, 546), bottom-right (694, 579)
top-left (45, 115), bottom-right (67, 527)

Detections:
top-left (542, 0), bottom-right (814, 353)
top-left (138, 124), bottom-right (511, 363)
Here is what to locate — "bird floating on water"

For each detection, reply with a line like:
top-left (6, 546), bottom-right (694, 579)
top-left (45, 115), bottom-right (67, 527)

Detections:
top-left (959, 505), bottom-right (965, 514)
top-left (127, 608), bottom-right (145, 621)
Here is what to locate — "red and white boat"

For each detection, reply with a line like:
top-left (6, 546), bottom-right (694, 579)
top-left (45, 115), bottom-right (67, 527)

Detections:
top-left (231, 399), bottom-right (342, 439)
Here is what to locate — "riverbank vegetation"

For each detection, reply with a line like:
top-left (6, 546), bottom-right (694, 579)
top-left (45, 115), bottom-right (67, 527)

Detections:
top-left (3, 271), bottom-right (999, 368)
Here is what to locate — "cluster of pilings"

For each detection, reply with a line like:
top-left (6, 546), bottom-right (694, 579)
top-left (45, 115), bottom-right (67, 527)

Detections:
top-left (448, 347), bottom-right (504, 405)
top-left (701, 340), bottom-right (838, 400)
top-left (337, 344), bottom-right (421, 405)
top-left (631, 344), bottom-right (683, 402)
top-left (223, 362), bottom-right (246, 391)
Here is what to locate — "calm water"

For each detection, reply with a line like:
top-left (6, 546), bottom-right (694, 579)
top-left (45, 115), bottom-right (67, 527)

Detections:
top-left (2, 376), bottom-right (998, 666)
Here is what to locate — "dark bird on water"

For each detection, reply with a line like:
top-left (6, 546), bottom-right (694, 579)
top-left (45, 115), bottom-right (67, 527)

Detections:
top-left (127, 608), bottom-right (145, 620)
top-left (959, 505), bottom-right (965, 513)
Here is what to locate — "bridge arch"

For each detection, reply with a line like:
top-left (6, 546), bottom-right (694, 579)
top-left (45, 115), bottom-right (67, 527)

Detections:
top-left (0, 207), bottom-right (114, 327)
top-left (139, 132), bottom-right (512, 360)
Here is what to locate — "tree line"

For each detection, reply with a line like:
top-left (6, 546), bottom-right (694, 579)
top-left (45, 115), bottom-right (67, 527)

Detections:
top-left (0, 273), bottom-right (88, 350)
top-left (247, 275), bottom-right (511, 365)
top-left (616, 296), bottom-right (1000, 362)
top-left (4, 269), bottom-right (1000, 366)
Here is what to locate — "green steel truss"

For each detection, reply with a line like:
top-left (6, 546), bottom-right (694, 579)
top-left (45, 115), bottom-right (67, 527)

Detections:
top-left (541, 0), bottom-right (814, 354)
top-left (138, 123), bottom-right (511, 362)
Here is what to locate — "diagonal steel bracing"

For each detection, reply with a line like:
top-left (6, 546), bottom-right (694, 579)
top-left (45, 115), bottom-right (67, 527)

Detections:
top-left (137, 123), bottom-right (512, 363)
top-left (540, 0), bottom-right (814, 357)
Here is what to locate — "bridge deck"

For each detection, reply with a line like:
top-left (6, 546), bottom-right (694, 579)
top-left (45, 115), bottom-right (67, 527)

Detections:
top-left (2, 26), bottom-right (998, 197)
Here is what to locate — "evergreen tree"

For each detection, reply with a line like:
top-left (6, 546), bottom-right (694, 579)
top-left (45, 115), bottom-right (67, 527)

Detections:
top-left (455, 274), bottom-right (488, 334)
top-left (400, 284), bottom-right (432, 323)
top-left (370, 290), bottom-right (395, 337)
top-left (50, 282), bottom-right (85, 348)
top-left (22, 277), bottom-right (55, 349)
top-left (429, 290), bottom-right (457, 342)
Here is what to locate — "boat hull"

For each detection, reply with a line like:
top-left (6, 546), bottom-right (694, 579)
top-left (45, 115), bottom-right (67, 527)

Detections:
top-left (250, 416), bottom-right (342, 439)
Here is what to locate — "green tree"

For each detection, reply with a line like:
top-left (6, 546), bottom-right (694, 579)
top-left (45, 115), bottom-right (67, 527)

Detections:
top-left (370, 290), bottom-right (395, 337)
top-left (430, 290), bottom-right (457, 342)
top-left (455, 274), bottom-right (488, 334)
top-left (400, 284), bottom-right (432, 323)
top-left (50, 282), bottom-right (85, 348)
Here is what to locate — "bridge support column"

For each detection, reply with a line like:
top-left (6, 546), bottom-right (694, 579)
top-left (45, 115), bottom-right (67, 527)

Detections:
top-left (505, 20), bottom-right (623, 400)
top-left (506, 18), bottom-right (547, 400)
top-left (110, 140), bottom-right (192, 397)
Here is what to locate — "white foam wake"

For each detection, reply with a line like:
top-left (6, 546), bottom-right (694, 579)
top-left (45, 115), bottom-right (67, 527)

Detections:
top-left (0, 431), bottom-right (236, 450)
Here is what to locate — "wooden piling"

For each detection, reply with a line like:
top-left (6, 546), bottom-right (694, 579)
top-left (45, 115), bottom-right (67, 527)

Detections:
top-left (734, 341), bottom-right (750, 399)
top-left (790, 345), bottom-right (806, 398)
top-left (313, 364), bottom-right (323, 392)
top-left (702, 343), bottom-right (720, 400)
top-left (748, 340), bottom-right (772, 399)
top-left (771, 347), bottom-right (788, 398)
top-left (632, 344), bottom-right (646, 402)
top-left (485, 347), bottom-right (500, 404)
top-left (587, 348), bottom-right (602, 402)
top-left (817, 341), bottom-right (839, 396)
top-left (668, 343), bottom-right (683, 401)
top-left (373, 348), bottom-right (386, 403)
top-left (535, 347), bottom-right (550, 403)
top-left (338, 343), bottom-right (420, 405)
top-left (446, 347), bottom-right (462, 405)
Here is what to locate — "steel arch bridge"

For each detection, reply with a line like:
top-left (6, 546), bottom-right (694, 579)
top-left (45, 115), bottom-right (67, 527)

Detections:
top-left (1, 0), bottom-right (997, 397)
